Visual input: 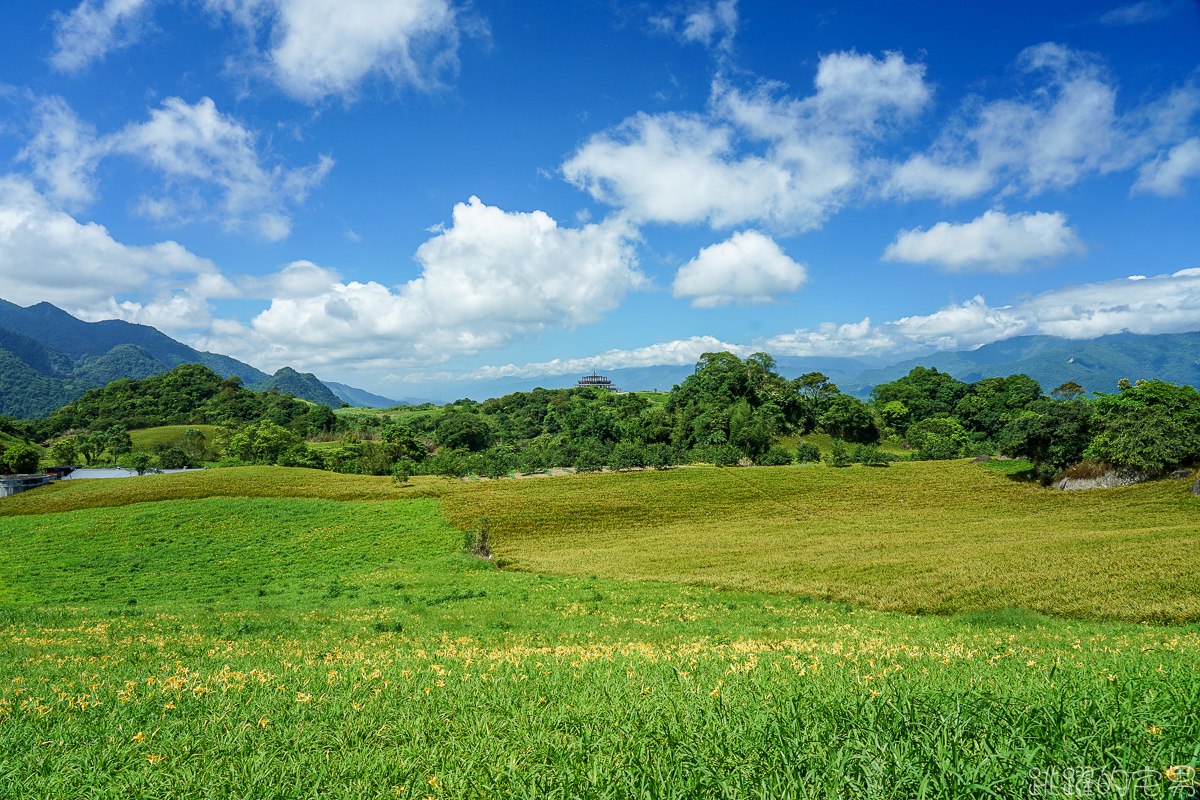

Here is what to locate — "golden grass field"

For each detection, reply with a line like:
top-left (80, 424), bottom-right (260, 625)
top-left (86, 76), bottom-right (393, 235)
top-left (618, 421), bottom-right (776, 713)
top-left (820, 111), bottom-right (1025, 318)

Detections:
top-left (431, 460), bottom-right (1200, 622)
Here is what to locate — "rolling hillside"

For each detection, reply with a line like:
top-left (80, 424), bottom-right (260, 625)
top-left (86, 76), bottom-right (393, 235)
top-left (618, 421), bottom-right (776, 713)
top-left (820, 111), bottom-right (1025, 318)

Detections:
top-left (0, 300), bottom-right (370, 416)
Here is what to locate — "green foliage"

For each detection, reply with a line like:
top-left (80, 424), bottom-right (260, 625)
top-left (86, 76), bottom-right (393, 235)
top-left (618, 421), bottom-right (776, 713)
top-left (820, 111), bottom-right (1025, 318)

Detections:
top-left (609, 441), bottom-right (646, 471)
top-left (871, 366), bottom-right (969, 434)
top-left (999, 398), bottom-right (1095, 481)
top-left (757, 444), bottom-right (792, 466)
top-left (852, 443), bottom-right (895, 466)
top-left (1084, 380), bottom-right (1200, 473)
top-left (644, 442), bottom-right (676, 470)
top-left (47, 438), bottom-right (77, 465)
top-left (823, 438), bottom-right (852, 467)
top-left (435, 413), bottom-right (494, 452)
top-left (226, 420), bottom-right (304, 465)
top-left (908, 417), bottom-right (971, 461)
top-left (794, 441), bottom-right (821, 464)
top-left (1, 442), bottom-right (40, 473)
top-left (118, 450), bottom-right (155, 475)
top-left (35, 363), bottom-right (332, 439)
top-left (573, 444), bottom-right (605, 473)
top-left (103, 425), bottom-right (134, 458)
top-left (817, 394), bottom-right (879, 444)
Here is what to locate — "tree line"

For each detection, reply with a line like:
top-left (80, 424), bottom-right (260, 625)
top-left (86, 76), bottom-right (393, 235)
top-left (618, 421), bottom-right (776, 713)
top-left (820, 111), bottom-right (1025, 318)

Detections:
top-left (2, 355), bottom-right (1197, 483)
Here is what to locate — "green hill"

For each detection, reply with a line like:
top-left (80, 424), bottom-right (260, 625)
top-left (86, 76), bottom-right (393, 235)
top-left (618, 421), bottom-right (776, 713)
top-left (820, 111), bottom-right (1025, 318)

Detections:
top-left (0, 300), bottom-right (356, 417)
top-left (249, 366), bottom-right (342, 408)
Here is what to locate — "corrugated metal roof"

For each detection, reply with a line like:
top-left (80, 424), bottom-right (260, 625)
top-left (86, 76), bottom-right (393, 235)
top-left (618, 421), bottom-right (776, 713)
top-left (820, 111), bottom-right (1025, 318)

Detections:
top-left (62, 468), bottom-right (205, 480)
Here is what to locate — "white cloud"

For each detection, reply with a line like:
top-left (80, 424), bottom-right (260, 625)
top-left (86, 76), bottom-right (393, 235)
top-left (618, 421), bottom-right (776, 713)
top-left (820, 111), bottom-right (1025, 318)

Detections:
top-left (206, 0), bottom-right (470, 103)
top-left (111, 97), bottom-right (334, 239)
top-left (562, 50), bottom-right (930, 232)
top-left (761, 269), bottom-right (1200, 357)
top-left (886, 43), bottom-right (1200, 201)
top-left (49, 0), bottom-right (155, 73)
top-left (1132, 137), bottom-right (1200, 195)
top-left (16, 97), bottom-right (104, 209)
top-left (882, 209), bottom-right (1085, 273)
top-left (18, 95), bottom-right (332, 240)
top-left (406, 335), bottom-right (744, 383)
top-left (673, 230), bottom-right (807, 307)
top-left (0, 176), bottom-right (225, 328)
top-left (454, 269), bottom-right (1200, 382)
top-left (203, 197), bottom-right (644, 369)
top-left (1099, 0), bottom-right (1182, 25)
top-left (649, 0), bottom-right (739, 53)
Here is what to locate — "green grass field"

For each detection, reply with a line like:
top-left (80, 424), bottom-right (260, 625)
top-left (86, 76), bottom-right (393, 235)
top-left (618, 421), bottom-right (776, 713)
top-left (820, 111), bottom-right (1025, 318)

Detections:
top-left (128, 425), bottom-right (223, 451)
top-left (2, 463), bottom-right (1200, 798)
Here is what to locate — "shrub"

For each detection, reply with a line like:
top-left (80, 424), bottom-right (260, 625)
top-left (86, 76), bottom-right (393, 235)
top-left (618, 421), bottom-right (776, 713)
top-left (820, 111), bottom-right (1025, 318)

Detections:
top-left (645, 443), bottom-right (675, 470)
top-left (118, 451), bottom-right (155, 475)
top-left (463, 515), bottom-right (492, 559)
top-left (824, 438), bottom-right (852, 468)
top-left (711, 443), bottom-right (742, 468)
top-left (391, 459), bottom-right (415, 485)
top-left (610, 441), bottom-right (646, 471)
top-left (573, 447), bottom-right (605, 473)
top-left (853, 444), bottom-right (895, 467)
top-left (794, 441), bottom-right (821, 464)
top-left (758, 444), bottom-right (792, 466)
top-left (2, 442), bottom-right (41, 474)
top-left (157, 446), bottom-right (191, 470)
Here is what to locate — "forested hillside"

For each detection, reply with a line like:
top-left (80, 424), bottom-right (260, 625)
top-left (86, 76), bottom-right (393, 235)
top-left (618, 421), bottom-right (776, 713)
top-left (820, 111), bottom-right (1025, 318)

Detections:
top-left (0, 299), bottom-right (349, 415)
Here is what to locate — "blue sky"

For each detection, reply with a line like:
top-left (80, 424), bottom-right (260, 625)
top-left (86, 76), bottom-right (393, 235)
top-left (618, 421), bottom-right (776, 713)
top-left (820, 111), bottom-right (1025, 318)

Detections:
top-left (1, 0), bottom-right (1198, 398)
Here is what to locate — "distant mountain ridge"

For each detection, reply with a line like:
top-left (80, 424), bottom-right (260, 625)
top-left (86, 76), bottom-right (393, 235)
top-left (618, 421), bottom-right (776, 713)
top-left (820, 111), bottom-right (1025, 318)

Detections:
top-left (324, 381), bottom-right (404, 409)
top-left (837, 332), bottom-right (1200, 398)
top-left (0, 299), bottom-right (376, 417)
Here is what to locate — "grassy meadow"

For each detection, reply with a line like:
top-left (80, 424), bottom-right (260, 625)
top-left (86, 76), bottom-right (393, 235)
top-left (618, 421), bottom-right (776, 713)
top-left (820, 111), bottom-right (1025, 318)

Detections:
top-left (2, 462), bottom-right (1200, 798)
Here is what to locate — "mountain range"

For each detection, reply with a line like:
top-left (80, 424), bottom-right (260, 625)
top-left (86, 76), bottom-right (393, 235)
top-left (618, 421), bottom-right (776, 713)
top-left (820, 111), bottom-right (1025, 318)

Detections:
top-left (1, 298), bottom-right (1197, 418)
top-left (0, 299), bottom-right (344, 418)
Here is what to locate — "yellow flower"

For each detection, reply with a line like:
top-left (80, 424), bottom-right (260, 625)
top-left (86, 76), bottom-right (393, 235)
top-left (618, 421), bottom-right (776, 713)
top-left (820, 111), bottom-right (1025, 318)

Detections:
top-left (428, 776), bottom-right (439, 787)
top-left (146, 753), bottom-right (164, 764)
top-left (258, 717), bottom-right (269, 727)
top-left (1147, 725), bottom-right (1162, 735)
top-left (163, 702), bottom-right (175, 710)
top-left (131, 732), bottom-right (145, 743)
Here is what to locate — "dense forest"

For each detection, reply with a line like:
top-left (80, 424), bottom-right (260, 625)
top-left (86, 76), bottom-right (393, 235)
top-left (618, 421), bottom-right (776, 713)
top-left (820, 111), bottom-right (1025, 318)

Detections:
top-left (1, 353), bottom-right (1197, 483)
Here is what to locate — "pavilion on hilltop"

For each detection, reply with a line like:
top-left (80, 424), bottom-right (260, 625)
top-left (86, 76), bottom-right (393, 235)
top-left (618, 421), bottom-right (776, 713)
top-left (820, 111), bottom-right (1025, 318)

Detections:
top-left (576, 372), bottom-right (619, 392)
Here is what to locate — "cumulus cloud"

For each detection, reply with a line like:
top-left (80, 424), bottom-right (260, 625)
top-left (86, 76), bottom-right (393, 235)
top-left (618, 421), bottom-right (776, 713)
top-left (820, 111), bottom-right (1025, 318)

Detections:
top-left (463, 269), bottom-right (1200, 382)
top-left (49, 0), bottom-right (156, 73)
top-left (206, 0), bottom-right (471, 103)
top-left (886, 43), bottom-right (1200, 201)
top-left (1132, 137), bottom-right (1200, 195)
top-left (649, 0), bottom-right (739, 53)
top-left (562, 50), bottom-right (930, 232)
top-left (882, 209), bottom-right (1085, 273)
top-left (18, 95), bottom-right (332, 239)
top-left (673, 230), bottom-right (807, 307)
top-left (205, 197), bottom-right (644, 368)
top-left (0, 176), bottom-right (227, 329)
top-left (111, 97), bottom-right (334, 239)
